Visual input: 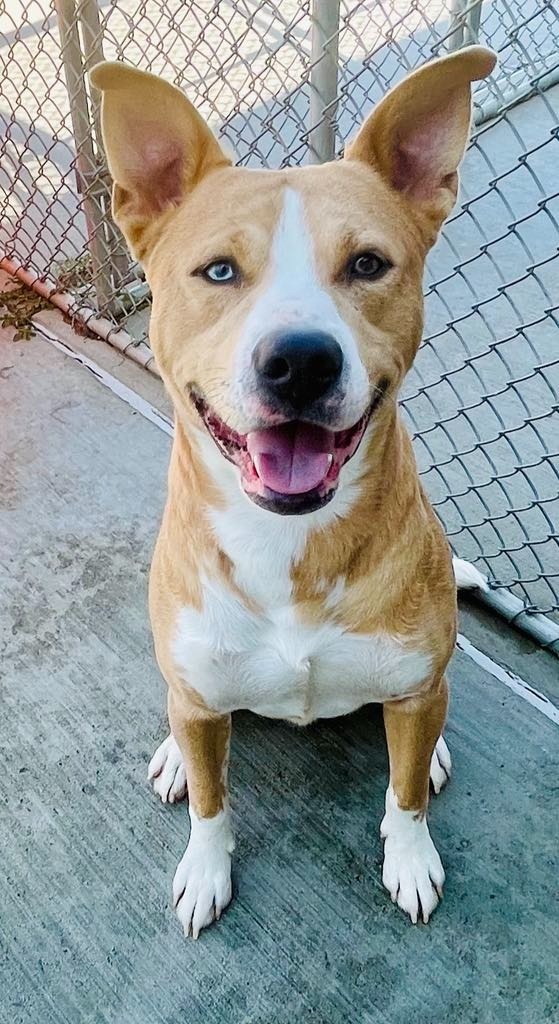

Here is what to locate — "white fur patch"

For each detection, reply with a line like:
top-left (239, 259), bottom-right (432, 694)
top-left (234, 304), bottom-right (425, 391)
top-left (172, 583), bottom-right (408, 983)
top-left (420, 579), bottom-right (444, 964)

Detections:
top-left (380, 784), bottom-right (445, 924)
top-left (429, 734), bottom-right (452, 795)
top-left (173, 575), bottom-right (432, 724)
top-left (196, 419), bottom-right (371, 607)
top-left (148, 733), bottom-right (187, 804)
top-left (232, 187), bottom-right (369, 429)
top-left (453, 557), bottom-right (488, 590)
top-left (173, 807), bottom-right (234, 938)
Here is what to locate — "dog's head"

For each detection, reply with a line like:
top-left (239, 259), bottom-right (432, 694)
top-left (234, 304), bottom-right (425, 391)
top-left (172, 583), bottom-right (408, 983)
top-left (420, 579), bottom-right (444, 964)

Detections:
top-left (92, 48), bottom-right (495, 516)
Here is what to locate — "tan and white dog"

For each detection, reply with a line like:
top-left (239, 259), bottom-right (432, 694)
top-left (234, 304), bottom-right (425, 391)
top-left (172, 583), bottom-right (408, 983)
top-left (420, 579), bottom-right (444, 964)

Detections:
top-left (91, 46), bottom-right (496, 938)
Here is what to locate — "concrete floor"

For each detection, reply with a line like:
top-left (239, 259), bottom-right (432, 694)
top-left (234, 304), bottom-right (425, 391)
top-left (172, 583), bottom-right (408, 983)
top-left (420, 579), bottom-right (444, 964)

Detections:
top-left (1, 325), bottom-right (558, 1024)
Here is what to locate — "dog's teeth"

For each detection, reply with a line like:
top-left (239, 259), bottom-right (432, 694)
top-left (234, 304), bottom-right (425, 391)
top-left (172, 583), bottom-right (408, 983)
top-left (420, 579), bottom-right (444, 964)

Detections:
top-left (327, 454), bottom-right (334, 467)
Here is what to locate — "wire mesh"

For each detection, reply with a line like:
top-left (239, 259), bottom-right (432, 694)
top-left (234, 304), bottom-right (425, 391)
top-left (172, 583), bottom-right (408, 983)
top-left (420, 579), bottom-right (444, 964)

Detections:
top-left (0, 0), bottom-right (557, 628)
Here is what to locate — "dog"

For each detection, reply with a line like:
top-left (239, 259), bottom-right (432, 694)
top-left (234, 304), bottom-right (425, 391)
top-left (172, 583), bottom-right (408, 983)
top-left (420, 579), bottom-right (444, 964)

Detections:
top-left (91, 45), bottom-right (496, 938)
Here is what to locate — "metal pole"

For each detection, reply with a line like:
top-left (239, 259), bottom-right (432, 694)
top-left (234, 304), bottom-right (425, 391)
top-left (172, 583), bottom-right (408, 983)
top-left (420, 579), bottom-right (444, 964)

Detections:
top-left (447, 0), bottom-right (466, 51)
top-left (0, 255), bottom-right (157, 373)
top-left (464, 0), bottom-right (483, 46)
top-left (473, 64), bottom-right (559, 127)
top-left (76, 0), bottom-right (104, 140)
top-left (308, 0), bottom-right (341, 164)
top-left (77, 0), bottom-right (130, 290)
top-left (56, 0), bottom-right (114, 312)
top-left (474, 585), bottom-right (559, 658)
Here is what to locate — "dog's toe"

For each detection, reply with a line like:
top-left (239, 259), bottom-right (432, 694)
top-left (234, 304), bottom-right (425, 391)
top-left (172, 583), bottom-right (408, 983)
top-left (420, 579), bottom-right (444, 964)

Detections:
top-left (148, 734), bottom-right (187, 804)
top-left (381, 788), bottom-right (445, 924)
top-left (173, 831), bottom-right (233, 938)
top-left (382, 827), bottom-right (444, 924)
top-left (430, 735), bottom-right (451, 794)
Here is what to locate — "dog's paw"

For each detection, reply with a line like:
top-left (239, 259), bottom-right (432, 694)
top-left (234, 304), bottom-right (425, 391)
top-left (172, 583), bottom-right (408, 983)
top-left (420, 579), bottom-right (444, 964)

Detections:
top-left (380, 786), bottom-right (445, 924)
top-left (173, 810), bottom-right (234, 938)
top-left (430, 735), bottom-right (451, 795)
top-left (147, 734), bottom-right (187, 804)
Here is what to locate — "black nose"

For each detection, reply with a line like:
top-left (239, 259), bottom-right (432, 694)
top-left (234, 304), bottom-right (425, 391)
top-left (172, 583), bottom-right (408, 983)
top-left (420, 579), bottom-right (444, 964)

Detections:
top-left (253, 329), bottom-right (343, 410)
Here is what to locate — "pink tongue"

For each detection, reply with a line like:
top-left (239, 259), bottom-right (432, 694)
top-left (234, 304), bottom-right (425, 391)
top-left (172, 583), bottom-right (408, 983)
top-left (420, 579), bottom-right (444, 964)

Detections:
top-left (246, 422), bottom-right (334, 495)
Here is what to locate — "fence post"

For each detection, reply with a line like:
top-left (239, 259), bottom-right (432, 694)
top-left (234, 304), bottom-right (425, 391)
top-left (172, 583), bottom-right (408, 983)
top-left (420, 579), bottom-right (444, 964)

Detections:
top-left (77, 0), bottom-right (130, 291)
top-left (464, 0), bottom-right (483, 45)
top-left (308, 0), bottom-right (341, 164)
top-left (447, 0), bottom-right (465, 50)
top-left (56, 0), bottom-right (114, 312)
top-left (448, 0), bottom-right (483, 50)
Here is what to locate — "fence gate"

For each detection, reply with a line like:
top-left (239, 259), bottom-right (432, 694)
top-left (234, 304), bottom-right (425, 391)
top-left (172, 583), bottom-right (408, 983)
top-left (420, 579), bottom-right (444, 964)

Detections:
top-left (1, 0), bottom-right (558, 652)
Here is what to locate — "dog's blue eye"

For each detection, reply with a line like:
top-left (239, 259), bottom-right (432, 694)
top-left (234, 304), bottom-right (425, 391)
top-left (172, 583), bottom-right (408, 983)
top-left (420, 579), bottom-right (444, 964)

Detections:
top-left (203, 260), bottom-right (237, 284)
top-left (349, 252), bottom-right (391, 280)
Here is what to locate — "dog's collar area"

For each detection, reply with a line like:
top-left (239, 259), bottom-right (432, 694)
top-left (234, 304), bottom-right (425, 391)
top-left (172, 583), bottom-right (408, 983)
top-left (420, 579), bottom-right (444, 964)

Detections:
top-left (189, 382), bottom-right (389, 515)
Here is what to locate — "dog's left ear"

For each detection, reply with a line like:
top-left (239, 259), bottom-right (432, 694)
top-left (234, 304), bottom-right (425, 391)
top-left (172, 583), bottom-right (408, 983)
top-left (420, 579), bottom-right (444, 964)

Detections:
top-left (345, 46), bottom-right (496, 240)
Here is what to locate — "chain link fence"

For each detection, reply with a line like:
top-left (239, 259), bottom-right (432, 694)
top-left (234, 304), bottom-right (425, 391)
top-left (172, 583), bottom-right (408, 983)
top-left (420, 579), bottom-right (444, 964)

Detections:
top-left (1, 0), bottom-right (558, 647)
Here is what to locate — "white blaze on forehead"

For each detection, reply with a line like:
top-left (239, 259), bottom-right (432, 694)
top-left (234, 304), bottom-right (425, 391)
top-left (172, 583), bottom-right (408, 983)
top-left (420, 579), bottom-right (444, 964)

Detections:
top-left (248, 186), bottom-right (340, 329)
top-left (268, 186), bottom-right (324, 303)
top-left (233, 186), bottom-right (369, 425)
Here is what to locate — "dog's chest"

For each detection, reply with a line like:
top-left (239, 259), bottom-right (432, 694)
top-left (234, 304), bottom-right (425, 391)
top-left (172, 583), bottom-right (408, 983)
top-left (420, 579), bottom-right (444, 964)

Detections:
top-left (172, 578), bottom-right (431, 725)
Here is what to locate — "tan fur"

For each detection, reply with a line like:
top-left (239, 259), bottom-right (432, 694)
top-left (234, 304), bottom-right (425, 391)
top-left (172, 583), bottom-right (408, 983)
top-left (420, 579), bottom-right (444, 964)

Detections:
top-left (168, 691), bottom-right (230, 819)
top-left (91, 47), bottom-right (496, 921)
top-left (383, 679), bottom-right (449, 813)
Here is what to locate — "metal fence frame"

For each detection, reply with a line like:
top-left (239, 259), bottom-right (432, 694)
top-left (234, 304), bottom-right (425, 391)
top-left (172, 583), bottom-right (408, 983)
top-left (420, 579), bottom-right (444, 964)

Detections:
top-left (1, 0), bottom-right (558, 652)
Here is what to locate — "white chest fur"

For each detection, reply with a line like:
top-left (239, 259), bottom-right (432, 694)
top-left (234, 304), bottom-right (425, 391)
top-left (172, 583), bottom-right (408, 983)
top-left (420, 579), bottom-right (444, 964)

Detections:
top-left (172, 471), bottom-right (431, 724)
top-left (172, 575), bottom-right (431, 725)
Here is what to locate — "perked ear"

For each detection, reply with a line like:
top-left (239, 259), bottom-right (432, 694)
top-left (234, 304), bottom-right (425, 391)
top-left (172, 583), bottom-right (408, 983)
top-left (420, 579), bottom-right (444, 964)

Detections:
top-left (90, 62), bottom-right (231, 259)
top-left (345, 46), bottom-right (496, 238)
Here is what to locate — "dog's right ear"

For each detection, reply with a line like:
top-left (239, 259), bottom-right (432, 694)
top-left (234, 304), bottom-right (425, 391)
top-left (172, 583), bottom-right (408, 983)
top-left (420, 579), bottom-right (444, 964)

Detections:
top-left (90, 62), bottom-right (231, 260)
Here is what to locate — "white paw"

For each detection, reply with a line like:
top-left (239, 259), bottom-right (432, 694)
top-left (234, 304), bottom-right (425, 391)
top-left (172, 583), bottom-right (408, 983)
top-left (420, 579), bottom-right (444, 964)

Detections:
top-left (452, 556), bottom-right (488, 590)
top-left (147, 734), bottom-right (187, 804)
top-left (173, 809), bottom-right (234, 938)
top-left (381, 786), bottom-right (445, 924)
top-left (430, 735), bottom-right (452, 795)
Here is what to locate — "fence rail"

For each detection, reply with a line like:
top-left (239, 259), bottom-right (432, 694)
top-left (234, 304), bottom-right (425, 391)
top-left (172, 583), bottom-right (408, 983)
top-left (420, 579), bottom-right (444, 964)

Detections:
top-left (1, 0), bottom-right (558, 649)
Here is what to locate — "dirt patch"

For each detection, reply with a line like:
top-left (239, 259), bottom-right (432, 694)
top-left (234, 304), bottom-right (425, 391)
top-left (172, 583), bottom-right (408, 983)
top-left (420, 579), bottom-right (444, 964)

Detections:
top-left (0, 279), bottom-right (50, 340)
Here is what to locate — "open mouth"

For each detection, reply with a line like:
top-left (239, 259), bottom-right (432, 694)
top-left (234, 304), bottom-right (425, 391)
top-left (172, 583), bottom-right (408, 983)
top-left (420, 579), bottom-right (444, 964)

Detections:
top-left (190, 390), bottom-right (385, 515)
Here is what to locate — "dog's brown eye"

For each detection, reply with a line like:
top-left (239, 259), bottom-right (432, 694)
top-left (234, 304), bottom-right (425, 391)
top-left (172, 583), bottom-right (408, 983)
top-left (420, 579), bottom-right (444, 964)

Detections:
top-left (198, 260), bottom-right (238, 284)
top-left (348, 252), bottom-right (391, 281)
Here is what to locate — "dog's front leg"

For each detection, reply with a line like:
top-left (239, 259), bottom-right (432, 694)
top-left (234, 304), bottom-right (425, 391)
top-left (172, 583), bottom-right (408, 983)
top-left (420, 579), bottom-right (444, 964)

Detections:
top-left (167, 689), bottom-right (234, 938)
top-left (381, 679), bottom-right (448, 923)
